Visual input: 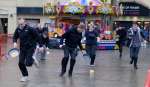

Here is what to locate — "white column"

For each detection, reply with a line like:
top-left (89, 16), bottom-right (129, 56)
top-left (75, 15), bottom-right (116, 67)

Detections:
top-left (8, 8), bottom-right (17, 35)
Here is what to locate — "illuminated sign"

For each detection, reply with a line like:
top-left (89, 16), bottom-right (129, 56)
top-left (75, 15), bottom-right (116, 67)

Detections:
top-left (119, 2), bottom-right (149, 16)
top-left (63, 2), bottom-right (85, 14)
top-left (64, 5), bottom-right (80, 14)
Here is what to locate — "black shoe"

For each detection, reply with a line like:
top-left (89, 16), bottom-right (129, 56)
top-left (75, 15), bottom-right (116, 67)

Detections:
top-left (68, 72), bottom-right (72, 77)
top-left (119, 54), bottom-right (122, 58)
top-left (59, 72), bottom-right (66, 77)
top-left (133, 57), bottom-right (138, 69)
top-left (130, 60), bottom-right (133, 64)
top-left (130, 57), bottom-right (134, 64)
top-left (90, 55), bottom-right (96, 65)
top-left (134, 65), bottom-right (138, 70)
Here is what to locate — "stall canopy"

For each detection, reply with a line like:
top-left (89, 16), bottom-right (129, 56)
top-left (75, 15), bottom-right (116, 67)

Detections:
top-left (44, 0), bottom-right (114, 15)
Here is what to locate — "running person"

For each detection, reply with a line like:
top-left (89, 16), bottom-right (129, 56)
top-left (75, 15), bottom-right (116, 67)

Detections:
top-left (13, 18), bottom-right (40, 82)
top-left (115, 27), bottom-right (127, 58)
top-left (85, 23), bottom-right (99, 66)
top-left (59, 23), bottom-right (85, 77)
top-left (128, 22), bottom-right (145, 69)
top-left (35, 23), bottom-right (49, 60)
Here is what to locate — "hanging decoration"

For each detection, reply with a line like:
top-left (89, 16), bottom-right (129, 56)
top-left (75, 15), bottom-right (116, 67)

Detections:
top-left (44, 1), bottom-right (114, 15)
top-left (96, 4), bottom-right (113, 14)
top-left (63, 2), bottom-right (85, 14)
top-left (56, 2), bottom-right (62, 14)
top-left (44, 2), bottom-right (55, 14)
top-left (87, 1), bottom-right (94, 14)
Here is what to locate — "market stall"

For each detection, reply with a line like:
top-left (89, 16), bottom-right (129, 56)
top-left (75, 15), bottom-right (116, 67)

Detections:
top-left (44, 0), bottom-right (117, 50)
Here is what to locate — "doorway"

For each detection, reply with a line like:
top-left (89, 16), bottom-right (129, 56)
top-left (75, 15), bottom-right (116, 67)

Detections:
top-left (0, 18), bottom-right (8, 34)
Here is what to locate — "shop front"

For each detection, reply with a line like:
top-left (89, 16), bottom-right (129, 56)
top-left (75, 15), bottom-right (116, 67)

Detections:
top-left (17, 7), bottom-right (49, 28)
top-left (113, 1), bottom-right (150, 42)
top-left (44, 1), bottom-right (117, 50)
top-left (0, 8), bottom-right (16, 35)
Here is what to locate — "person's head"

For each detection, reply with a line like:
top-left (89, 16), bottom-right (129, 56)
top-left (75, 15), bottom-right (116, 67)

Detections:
top-left (18, 18), bottom-right (26, 29)
top-left (132, 22), bottom-right (139, 30)
top-left (77, 23), bottom-right (85, 33)
top-left (89, 21), bottom-right (94, 26)
top-left (88, 23), bottom-right (95, 31)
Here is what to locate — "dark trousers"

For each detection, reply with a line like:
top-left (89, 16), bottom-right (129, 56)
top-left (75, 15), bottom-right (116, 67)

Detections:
top-left (130, 47), bottom-right (140, 67)
top-left (19, 47), bottom-right (35, 76)
top-left (86, 45), bottom-right (96, 65)
top-left (60, 46), bottom-right (77, 76)
top-left (63, 46), bottom-right (77, 59)
top-left (116, 41), bottom-right (123, 56)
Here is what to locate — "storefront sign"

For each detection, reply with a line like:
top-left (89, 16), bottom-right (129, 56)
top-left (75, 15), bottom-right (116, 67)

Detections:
top-left (119, 2), bottom-right (150, 16)
top-left (44, 3), bottom-right (56, 14)
top-left (17, 7), bottom-right (43, 15)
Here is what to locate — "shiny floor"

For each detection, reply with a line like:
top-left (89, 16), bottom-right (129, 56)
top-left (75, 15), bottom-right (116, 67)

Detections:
top-left (0, 37), bottom-right (150, 87)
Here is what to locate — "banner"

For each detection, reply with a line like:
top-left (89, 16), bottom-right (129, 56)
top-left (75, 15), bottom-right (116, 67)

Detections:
top-left (44, 1), bottom-right (114, 15)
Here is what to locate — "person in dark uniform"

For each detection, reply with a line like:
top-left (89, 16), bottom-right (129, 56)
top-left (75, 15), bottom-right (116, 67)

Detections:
top-left (59, 23), bottom-right (85, 77)
top-left (115, 27), bottom-right (127, 58)
top-left (85, 23), bottom-right (99, 66)
top-left (13, 19), bottom-right (40, 82)
top-left (35, 23), bottom-right (49, 60)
